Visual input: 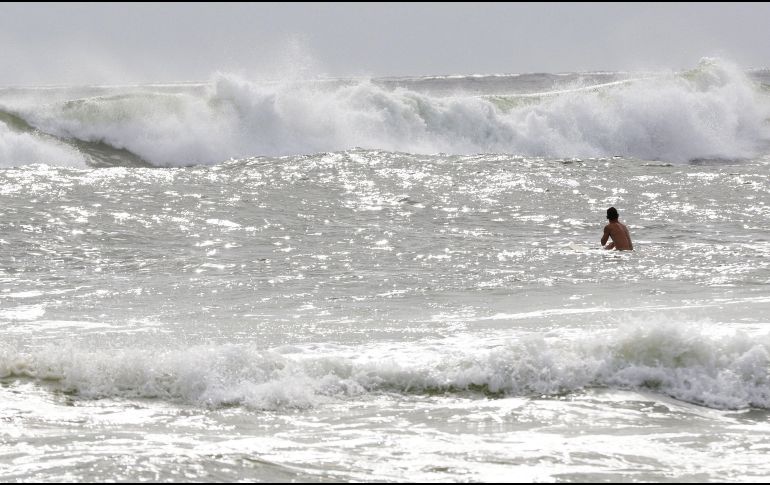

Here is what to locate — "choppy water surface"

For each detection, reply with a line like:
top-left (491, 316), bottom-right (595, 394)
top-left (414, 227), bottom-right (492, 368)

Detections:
top-left (2, 59), bottom-right (770, 482)
top-left (1, 152), bottom-right (769, 482)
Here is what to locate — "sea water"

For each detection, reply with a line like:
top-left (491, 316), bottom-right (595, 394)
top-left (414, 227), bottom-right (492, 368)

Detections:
top-left (1, 58), bottom-right (770, 482)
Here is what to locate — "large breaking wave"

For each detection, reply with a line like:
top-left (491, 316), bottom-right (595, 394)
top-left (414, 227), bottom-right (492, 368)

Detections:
top-left (0, 58), bottom-right (768, 167)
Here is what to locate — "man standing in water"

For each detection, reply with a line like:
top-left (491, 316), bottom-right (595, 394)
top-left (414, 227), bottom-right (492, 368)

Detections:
top-left (601, 207), bottom-right (633, 250)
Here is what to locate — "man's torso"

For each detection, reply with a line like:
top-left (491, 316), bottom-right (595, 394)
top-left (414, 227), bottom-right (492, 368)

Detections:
top-left (607, 221), bottom-right (633, 250)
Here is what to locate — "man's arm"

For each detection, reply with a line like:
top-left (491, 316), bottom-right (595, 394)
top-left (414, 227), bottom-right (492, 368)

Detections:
top-left (601, 225), bottom-right (610, 246)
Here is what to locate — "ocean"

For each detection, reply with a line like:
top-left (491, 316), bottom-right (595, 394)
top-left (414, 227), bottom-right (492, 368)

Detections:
top-left (1, 58), bottom-right (769, 482)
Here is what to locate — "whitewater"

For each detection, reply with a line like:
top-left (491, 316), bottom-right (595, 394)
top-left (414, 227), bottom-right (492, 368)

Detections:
top-left (1, 58), bottom-right (770, 481)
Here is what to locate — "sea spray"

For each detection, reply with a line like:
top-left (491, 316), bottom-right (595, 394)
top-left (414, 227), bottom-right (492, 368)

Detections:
top-left (1, 58), bottom-right (767, 167)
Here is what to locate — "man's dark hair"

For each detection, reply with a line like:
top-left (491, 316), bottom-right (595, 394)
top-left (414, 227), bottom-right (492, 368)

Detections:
top-left (607, 207), bottom-right (619, 220)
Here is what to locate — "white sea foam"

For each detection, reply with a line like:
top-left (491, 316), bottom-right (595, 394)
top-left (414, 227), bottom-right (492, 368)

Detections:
top-left (0, 121), bottom-right (86, 167)
top-left (2, 58), bottom-right (767, 167)
top-left (2, 320), bottom-right (768, 411)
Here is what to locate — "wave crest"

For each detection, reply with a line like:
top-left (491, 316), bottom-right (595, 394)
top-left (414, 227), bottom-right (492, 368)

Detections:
top-left (1, 58), bottom-right (768, 166)
top-left (2, 320), bottom-right (769, 411)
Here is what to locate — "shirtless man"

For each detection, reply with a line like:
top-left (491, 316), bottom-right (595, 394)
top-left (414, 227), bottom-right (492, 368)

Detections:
top-left (601, 207), bottom-right (633, 250)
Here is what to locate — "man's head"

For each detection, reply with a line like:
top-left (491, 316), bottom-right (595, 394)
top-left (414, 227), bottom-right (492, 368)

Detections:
top-left (606, 207), bottom-right (619, 220)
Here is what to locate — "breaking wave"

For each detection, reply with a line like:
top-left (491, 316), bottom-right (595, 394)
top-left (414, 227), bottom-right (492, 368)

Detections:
top-left (2, 320), bottom-right (769, 411)
top-left (0, 58), bottom-right (768, 167)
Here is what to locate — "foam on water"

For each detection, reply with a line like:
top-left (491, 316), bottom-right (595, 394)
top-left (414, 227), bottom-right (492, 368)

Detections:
top-left (0, 121), bottom-right (87, 167)
top-left (2, 320), bottom-right (768, 411)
